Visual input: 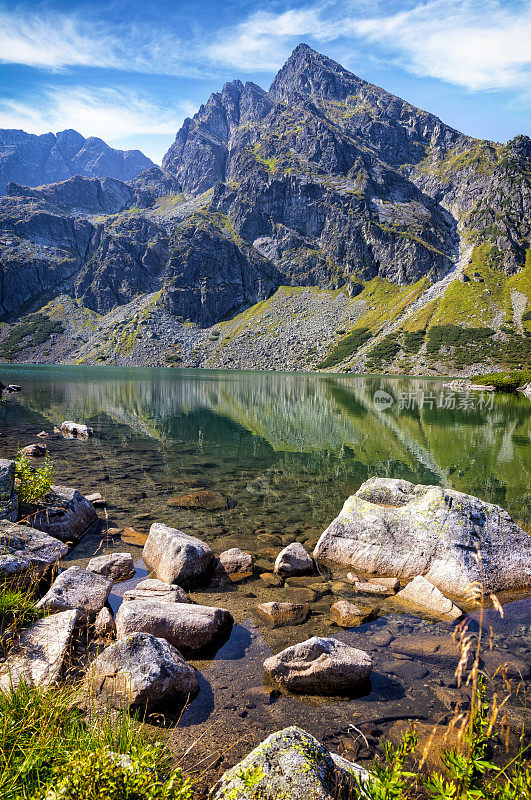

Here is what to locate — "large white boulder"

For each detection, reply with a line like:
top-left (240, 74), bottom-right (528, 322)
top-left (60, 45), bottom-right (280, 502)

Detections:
top-left (115, 599), bottom-right (233, 655)
top-left (213, 726), bottom-right (368, 800)
top-left (85, 632), bottom-right (198, 712)
top-left (0, 610), bottom-right (78, 691)
top-left (27, 486), bottom-right (98, 543)
top-left (143, 523), bottom-right (214, 586)
top-left (37, 565), bottom-right (113, 620)
top-left (87, 552), bottom-right (135, 582)
top-left (313, 477), bottom-right (531, 598)
top-left (264, 636), bottom-right (372, 695)
top-left (122, 578), bottom-right (190, 604)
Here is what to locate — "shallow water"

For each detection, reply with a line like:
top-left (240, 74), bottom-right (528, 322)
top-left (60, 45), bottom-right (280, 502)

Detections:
top-left (1, 365), bottom-right (530, 782)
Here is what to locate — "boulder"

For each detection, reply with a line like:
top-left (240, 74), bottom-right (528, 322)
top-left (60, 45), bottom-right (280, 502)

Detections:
top-left (94, 607), bottom-right (115, 637)
top-left (37, 565), bottom-right (113, 620)
top-left (167, 489), bottom-right (228, 511)
top-left (60, 421), bottom-right (94, 438)
top-left (395, 576), bottom-right (463, 621)
top-left (255, 602), bottom-right (309, 627)
top-left (115, 599), bottom-right (233, 655)
top-left (330, 600), bottom-right (374, 627)
top-left (87, 552), bottom-right (135, 582)
top-left (0, 520), bottom-right (67, 587)
top-left (21, 443), bottom-right (47, 457)
top-left (0, 459), bottom-right (18, 521)
top-left (313, 478), bottom-right (531, 598)
top-left (213, 726), bottom-right (368, 800)
top-left (27, 486), bottom-right (98, 543)
top-left (369, 576), bottom-right (400, 591)
top-left (122, 578), bottom-right (190, 604)
top-left (143, 523), bottom-right (214, 586)
top-left (260, 572), bottom-right (283, 587)
top-left (0, 610), bottom-right (77, 690)
top-left (264, 636), bottom-right (372, 694)
top-left (85, 632), bottom-right (198, 712)
top-left (85, 492), bottom-right (106, 507)
top-left (213, 548), bottom-right (253, 583)
top-left (274, 542), bottom-right (313, 577)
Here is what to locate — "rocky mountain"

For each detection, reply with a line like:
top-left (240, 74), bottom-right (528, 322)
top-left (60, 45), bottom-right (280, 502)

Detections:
top-left (0, 129), bottom-right (154, 194)
top-left (0, 44), bottom-right (529, 375)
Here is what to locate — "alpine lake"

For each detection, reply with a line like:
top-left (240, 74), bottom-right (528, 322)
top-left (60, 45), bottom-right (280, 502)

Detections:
top-left (2, 365), bottom-right (530, 791)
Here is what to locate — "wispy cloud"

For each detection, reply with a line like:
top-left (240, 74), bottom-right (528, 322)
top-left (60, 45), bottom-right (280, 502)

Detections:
top-left (0, 86), bottom-right (185, 141)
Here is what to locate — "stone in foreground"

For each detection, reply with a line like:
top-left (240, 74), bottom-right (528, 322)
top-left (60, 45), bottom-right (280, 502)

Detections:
top-left (115, 599), bottom-right (233, 655)
top-left (264, 636), bottom-right (372, 694)
top-left (313, 478), bottom-right (531, 598)
top-left (255, 601), bottom-right (309, 627)
top-left (122, 578), bottom-right (190, 604)
top-left (87, 552), bottom-right (135, 582)
top-left (395, 575), bottom-right (463, 621)
top-left (274, 542), bottom-right (313, 577)
top-left (213, 726), bottom-right (367, 800)
top-left (143, 523), bottom-right (214, 586)
top-left (0, 520), bottom-right (67, 586)
top-left (94, 607), bottom-right (115, 637)
top-left (37, 565), bottom-right (113, 620)
top-left (0, 610), bottom-right (77, 691)
top-left (330, 600), bottom-right (374, 627)
top-left (85, 632), bottom-right (198, 712)
top-left (27, 486), bottom-right (98, 543)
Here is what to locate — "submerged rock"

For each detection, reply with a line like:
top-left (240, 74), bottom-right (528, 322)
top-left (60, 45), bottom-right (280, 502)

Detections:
top-left (0, 520), bottom-right (67, 586)
top-left (143, 523), bottom-right (214, 586)
top-left (0, 610), bottom-right (78, 690)
top-left (166, 489), bottom-right (228, 510)
top-left (274, 542), bottom-right (313, 577)
top-left (115, 599), bottom-right (233, 655)
top-left (313, 477), bottom-right (531, 598)
top-left (330, 600), bottom-right (374, 627)
top-left (213, 548), bottom-right (253, 583)
top-left (60, 421), bottom-right (94, 438)
top-left (37, 565), bottom-right (113, 620)
top-left (87, 552), bottom-right (135, 582)
top-left (21, 443), bottom-right (47, 457)
top-left (255, 601), bottom-right (309, 627)
top-left (85, 632), bottom-right (198, 712)
top-left (264, 636), bottom-right (372, 694)
top-left (122, 578), bottom-right (190, 604)
top-left (213, 726), bottom-right (368, 800)
top-left (395, 575), bottom-right (463, 621)
top-left (27, 486), bottom-right (98, 543)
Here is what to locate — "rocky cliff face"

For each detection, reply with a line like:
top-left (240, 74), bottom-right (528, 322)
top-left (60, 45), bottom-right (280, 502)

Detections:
top-left (0, 45), bottom-right (529, 375)
top-left (0, 129), bottom-right (154, 194)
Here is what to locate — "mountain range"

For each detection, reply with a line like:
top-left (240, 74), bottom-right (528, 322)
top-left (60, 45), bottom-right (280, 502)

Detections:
top-left (0, 44), bottom-right (529, 375)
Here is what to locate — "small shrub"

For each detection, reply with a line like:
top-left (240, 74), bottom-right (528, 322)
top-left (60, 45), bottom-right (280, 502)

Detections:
top-left (0, 314), bottom-right (64, 360)
top-left (317, 327), bottom-right (372, 369)
top-left (471, 370), bottom-right (531, 392)
top-left (367, 335), bottom-right (401, 365)
top-left (426, 325), bottom-right (495, 354)
top-left (15, 450), bottom-right (54, 506)
top-left (402, 329), bottom-right (425, 353)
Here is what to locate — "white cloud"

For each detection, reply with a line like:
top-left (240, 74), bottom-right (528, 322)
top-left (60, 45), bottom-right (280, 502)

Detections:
top-left (349, 0), bottom-right (531, 91)
top-left (0, 86), bottom-right (185, 142)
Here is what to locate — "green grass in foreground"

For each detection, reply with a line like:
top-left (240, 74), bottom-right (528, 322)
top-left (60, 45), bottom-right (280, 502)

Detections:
top-left (471, 370), bottom-right (531, 392)
top-left (0, 682), bottom-right (191, 800)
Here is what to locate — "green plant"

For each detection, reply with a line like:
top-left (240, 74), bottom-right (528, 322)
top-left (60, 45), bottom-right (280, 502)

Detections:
top-left (14, 450), bottom-right (54, 506)
top-left (0, 585), bottom-right (41, 630)
top-left (402, 330), bottom-right (426, 353)
top-left (317, 327), bottom-right (372, 369)
top-left (0, 682), bottom-right (191, 800)
top-left (471, 370), bottom-right (531, 392)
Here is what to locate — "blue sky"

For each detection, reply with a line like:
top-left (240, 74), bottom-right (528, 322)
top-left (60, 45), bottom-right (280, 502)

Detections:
top-left (0, 0), bottom-right (530, 163)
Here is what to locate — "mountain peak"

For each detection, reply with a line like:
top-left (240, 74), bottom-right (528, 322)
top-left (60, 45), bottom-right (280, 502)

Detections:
top-left (270, 42), bottom-right (363, 103)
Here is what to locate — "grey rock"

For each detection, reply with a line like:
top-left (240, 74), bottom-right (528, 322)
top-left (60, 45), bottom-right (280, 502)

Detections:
top-left (60, 421), bottom-right (93, 438)
top-left (313, 478), bottom-right (531, 598)
top-left (255, 601), bottom-right (309, 627)
top-left (0, 459), bottom-right (18, 521)
top-left (264, 636), bottom-right (372, 694)
top-left (395, 575), bottom-right (463, 621)
top-left (122, 578), bottom-right (190, 604)
top-left (94, 607), bottom-right (115, 637)
top-left (143, 523), bottom-right (214, 587)
top-left (37, 565), bottom-right (113, 620)
top-left (213, 725), bottom-right (368, 800)
top-left (0, 610), bottom-right (78, 690)
top-left (85, 632), bottom-right (198, 712)
top-left (213, 548), bottom-right (254, 583)
top-left (26, 486), bottom-right (98, 543)
top-left (274, 542), bottom-right (313, 577)
top-left (0, 520), bottom-right (67, 586)
top-left (87, 552), bottom-right (135, 582)
top-left (115, 598), bottom-right (233, 655)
